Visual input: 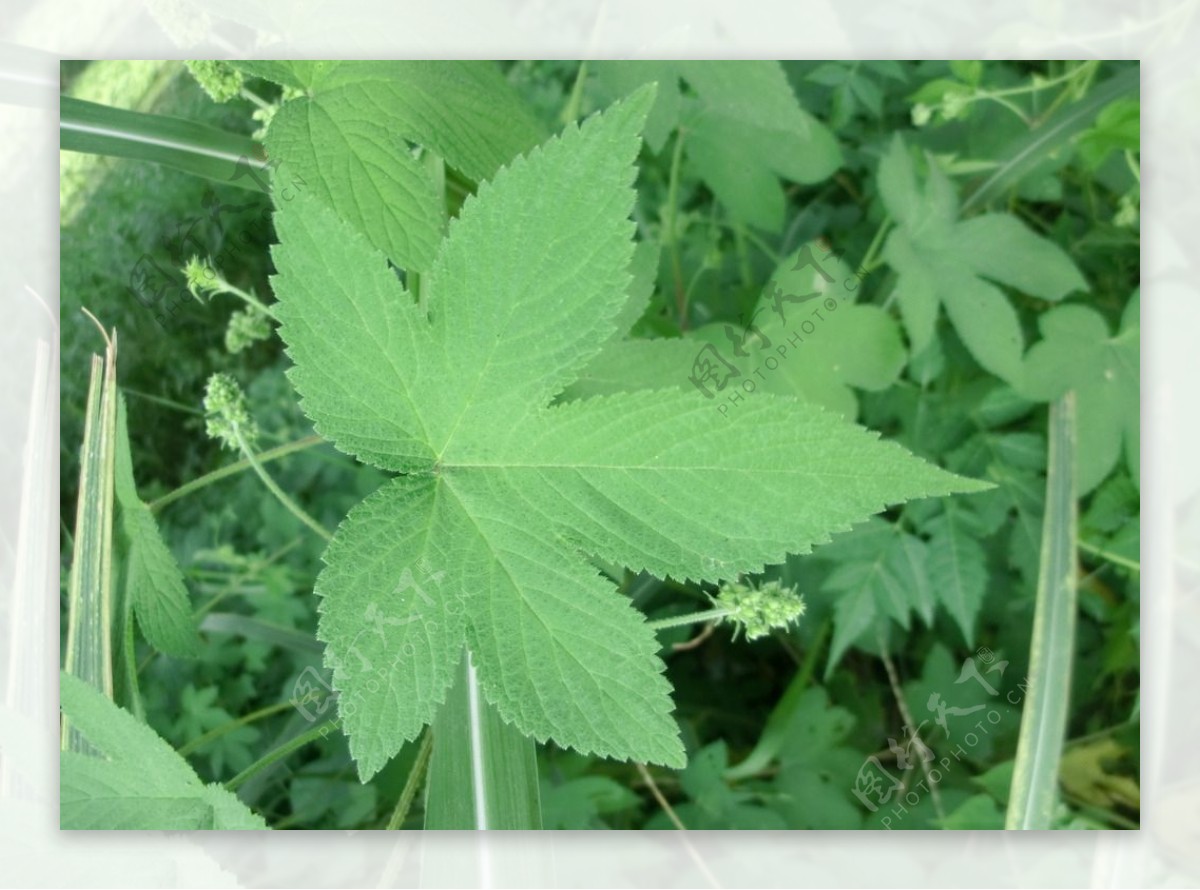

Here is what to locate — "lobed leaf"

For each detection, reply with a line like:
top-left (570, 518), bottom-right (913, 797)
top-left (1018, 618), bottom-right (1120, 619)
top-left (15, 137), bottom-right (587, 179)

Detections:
top-left (271, 86), bottom-right (988, 779)
top-left (878, 134), bottom-right (1087, 382)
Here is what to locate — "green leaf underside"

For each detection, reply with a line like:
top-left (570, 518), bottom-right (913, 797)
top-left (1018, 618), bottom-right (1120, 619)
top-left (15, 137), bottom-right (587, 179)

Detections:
top-left (114, 395), bottom-right (200, 658)
top-left (251, 60), bottom-right (545, 273)
top-left (879, 135), bottom-right (1087, 383)
top-left (60, 672), bottom-right (265, 830)
top-left (271, 87), bottom-right (987, 780)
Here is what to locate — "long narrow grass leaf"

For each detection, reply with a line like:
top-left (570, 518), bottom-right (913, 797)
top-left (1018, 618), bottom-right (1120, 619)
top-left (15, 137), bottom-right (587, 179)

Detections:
top-left (60, 96), bottom-right (268, 192)
top-left (62, 329), bottom-right (118, 749)
top-left (424, 652), bottom-right (542, 829)
top-left (1006, 392), bottom-right (1079, 829)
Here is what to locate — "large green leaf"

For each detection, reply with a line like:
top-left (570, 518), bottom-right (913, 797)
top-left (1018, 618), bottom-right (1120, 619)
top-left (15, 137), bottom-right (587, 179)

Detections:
top-left (270, 87), bottom-right (987, 780)
top-left (59, 672), bottom-right (266, 830)
top-left (245, 60), bottom-right (545, 273)
top-left (878, 134), bottom-right (1087, 382)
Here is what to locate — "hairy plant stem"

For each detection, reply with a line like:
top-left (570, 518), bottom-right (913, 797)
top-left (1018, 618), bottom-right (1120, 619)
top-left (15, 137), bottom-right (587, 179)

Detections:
top-left (178, 699), bottom-right (297, 757)
top-left (232, 428), bottom-right (331, 541)
top-left (225, 718), bottom-right (338, 792)
top-left (386, 728), bottom-right (434, 829)
top-left (648, 607), bottom-right (730, 631)
top-left (149, 435), bottom-right (323, 512)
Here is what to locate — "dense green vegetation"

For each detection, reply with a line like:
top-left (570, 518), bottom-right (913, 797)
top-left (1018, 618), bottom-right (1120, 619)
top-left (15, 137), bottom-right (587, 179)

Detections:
top-left (61, 59), bottom-right (1139, 830)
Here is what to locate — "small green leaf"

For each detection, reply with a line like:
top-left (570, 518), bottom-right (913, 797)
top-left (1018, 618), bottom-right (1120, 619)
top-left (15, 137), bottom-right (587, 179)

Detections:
top-left (114, 395), bottom-right (200, 658)
top-left (815, 518), bottom-right (935, 674)
top-left (1075, 98), bottom-right (1139, 170)
top-left (772, 688), bottom-right (864, 829)
top-left (879, 134), bottom-right (1087, 382)
top-left (952, 214), bottom-right (1088, 302)
top-left (925, 500), bottom-right (989, 644)
top-left (593, 61), bottom-right (841, 230)
top-left (1018, 291), bottom-right (1139, 493)
top-left (684, 242), bottom-right (906, 417)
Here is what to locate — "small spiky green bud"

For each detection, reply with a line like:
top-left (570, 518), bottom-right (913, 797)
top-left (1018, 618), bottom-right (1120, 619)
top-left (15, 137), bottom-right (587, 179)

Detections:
top-left (713, 579), bottom-right (806, 641)
top-left (185, 60), bottom-right (244, 103)
top-left (250, 105), bottom-right (276, 142)
top-left (225, 307), bottom-right (272, 353)
top-left (203, 373), bottom-right (258, 451)
top-left (183, 255), bottom-right (222, 301)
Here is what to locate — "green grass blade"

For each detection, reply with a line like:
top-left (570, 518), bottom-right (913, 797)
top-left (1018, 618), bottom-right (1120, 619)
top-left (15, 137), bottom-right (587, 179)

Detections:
top-left (424, 651), bottom-right (542, 830)
top-left (963, 66), bottom-right (1138, 212)
top-left (198, 612), bottom-right (323, 656)
top-left (60, 96), bottom-right (268, 192)
top-left (1006, 392), bottom-right (1079, 829)
top-left (62, 332), bottom-right (119, 750)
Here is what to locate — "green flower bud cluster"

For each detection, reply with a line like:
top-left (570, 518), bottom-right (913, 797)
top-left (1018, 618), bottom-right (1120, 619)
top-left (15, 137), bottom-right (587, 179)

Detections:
top-left (225, 307), bottom-right (272, 353)
top-left (203, 373), bottom-right (258, 451)
top-left (713, 579), bottom-right (806, 641)
top-left (184, 60), bottom-right (244, 104)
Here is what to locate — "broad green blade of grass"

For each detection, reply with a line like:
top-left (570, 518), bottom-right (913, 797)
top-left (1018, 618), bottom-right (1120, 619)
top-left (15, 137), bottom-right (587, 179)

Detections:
top-left (1006, 392), bottom-right (1079, 829)
top-left (60, 96), bottom-right (268, 192)
top-left (424, 652), bottom-right (542, 829)
top-left (62, 328), bottom-right (119, 750)
top-left (963, 66), bottom-right (1138, 212)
